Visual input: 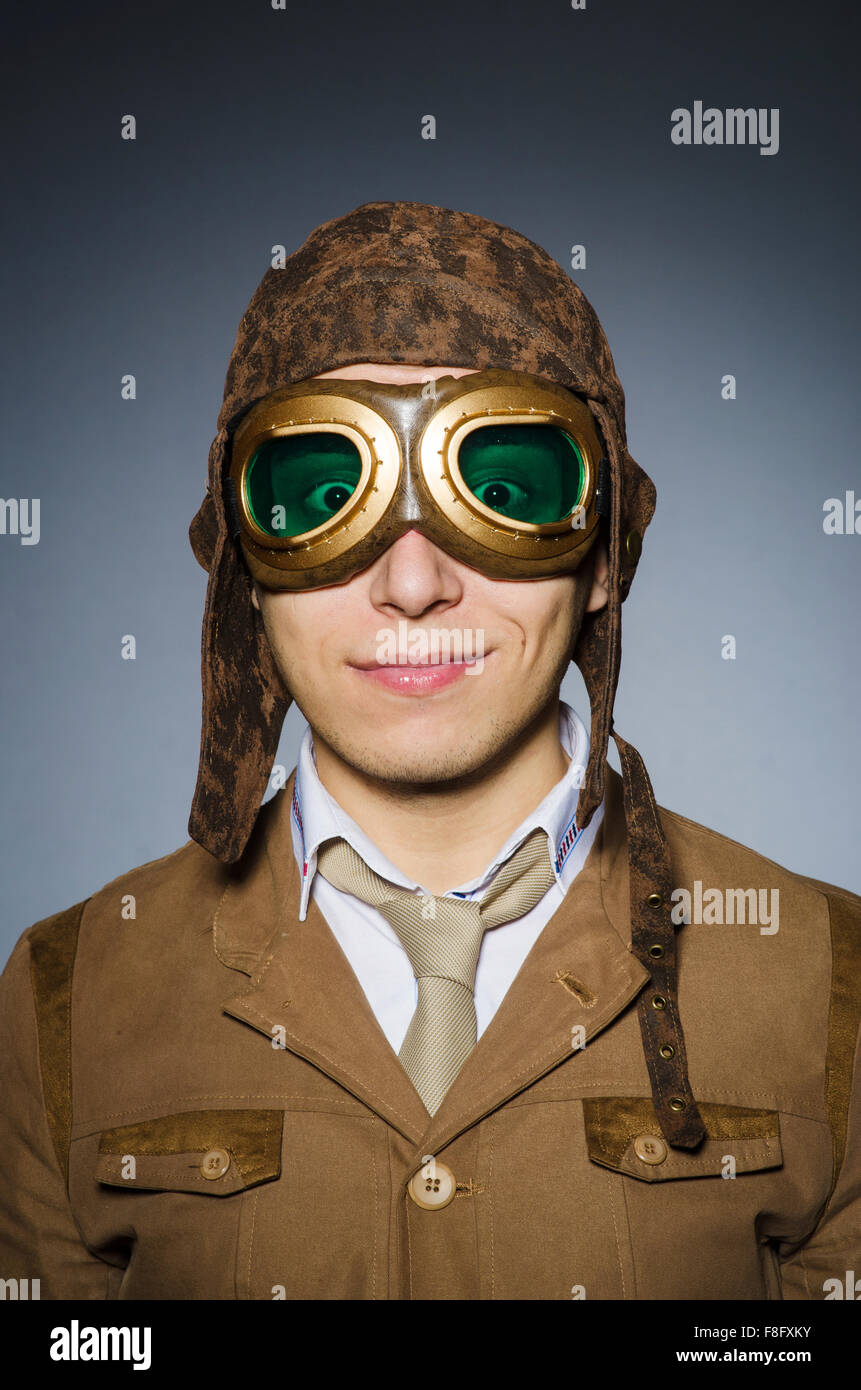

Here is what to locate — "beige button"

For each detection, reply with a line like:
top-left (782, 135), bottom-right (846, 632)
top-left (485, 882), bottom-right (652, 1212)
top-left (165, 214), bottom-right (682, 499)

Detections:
top-left (407, 1159), bottom-right (456, 1210)
top-left (200, 1147), bottom-right (231, 1180)
top-left (633, 1133), bottom-right (668, 1166)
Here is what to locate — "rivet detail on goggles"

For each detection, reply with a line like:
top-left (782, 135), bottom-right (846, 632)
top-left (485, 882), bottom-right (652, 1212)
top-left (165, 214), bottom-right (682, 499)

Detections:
top-left (228, 369), bottom-right (605, 588)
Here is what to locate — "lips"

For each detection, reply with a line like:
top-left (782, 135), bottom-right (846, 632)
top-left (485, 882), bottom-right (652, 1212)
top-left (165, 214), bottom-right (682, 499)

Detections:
top-left (349, 653), bottom-right (488, 694)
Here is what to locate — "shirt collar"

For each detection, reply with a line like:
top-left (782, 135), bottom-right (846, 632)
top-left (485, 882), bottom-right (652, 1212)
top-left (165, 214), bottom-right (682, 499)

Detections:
top-left (290, 700), bottom-right (603, 922)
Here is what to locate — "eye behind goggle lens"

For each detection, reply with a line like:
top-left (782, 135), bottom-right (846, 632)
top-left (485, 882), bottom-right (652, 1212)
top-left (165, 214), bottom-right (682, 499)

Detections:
top-left (457, 424), bottom-right (585, 525)
top-left (245, 433), bottom-right (363, 538)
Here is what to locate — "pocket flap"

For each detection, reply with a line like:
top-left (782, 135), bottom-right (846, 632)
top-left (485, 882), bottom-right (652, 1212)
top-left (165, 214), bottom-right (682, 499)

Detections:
top-left (97, 1109), bottom-right (282, 1196)
top-left (582, 1097), bottom-right (782, 1183)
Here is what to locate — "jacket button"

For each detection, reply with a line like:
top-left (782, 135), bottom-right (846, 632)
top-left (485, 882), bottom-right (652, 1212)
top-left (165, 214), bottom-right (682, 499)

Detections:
top-left (200, 1147), bottom-right (231, 1180)
top-left (633, 1133), bottom-right (668, 1166)
top-left (407, 1159), bottom-right (456, 1210)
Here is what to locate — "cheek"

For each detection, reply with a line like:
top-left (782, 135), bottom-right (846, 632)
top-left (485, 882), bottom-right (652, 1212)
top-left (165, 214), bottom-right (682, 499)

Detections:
top-left (259, 595), bottom-right (309, 659)
top-left (514, 583), bottom-right (578, 645)
top-left (260, 593), bottom-right (349, 669)
top-left (529, 592), bottom-right (579, 671)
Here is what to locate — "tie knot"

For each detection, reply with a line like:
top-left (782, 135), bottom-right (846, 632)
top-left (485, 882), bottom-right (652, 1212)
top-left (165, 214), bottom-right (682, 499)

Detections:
top-left (314, 826), bottom-right (557, 991)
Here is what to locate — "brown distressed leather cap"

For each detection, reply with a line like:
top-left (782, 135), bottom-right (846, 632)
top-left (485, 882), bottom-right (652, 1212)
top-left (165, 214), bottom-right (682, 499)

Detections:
top-left (188, 198), bottom-right (656, 866)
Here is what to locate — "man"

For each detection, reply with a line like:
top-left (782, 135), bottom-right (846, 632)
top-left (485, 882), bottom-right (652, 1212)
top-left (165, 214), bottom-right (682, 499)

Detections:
top-left (0, 200), bottom-right (858, 1300)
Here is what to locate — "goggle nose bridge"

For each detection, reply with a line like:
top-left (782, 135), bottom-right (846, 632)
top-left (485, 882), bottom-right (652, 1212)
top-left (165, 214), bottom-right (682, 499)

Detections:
top-left (378, 390), bottom-right (444, 525)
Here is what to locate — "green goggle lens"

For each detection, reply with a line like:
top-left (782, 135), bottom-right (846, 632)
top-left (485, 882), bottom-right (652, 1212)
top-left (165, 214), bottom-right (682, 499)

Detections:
top-left (245, 433), bottom-right (363, 537)
top-left (457, 424), bottom-right (585, 524)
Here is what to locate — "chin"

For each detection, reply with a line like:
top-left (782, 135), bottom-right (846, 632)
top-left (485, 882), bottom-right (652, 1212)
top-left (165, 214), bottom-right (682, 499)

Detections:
top-left (338, 732), bottom-right (495, 787)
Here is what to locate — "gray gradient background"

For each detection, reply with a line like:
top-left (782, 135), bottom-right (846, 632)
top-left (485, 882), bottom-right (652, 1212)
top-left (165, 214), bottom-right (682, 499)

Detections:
top-left (2, 0), bottom-right (858, 966)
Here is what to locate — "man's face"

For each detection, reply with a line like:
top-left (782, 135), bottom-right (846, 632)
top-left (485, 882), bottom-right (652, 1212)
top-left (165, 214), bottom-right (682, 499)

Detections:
top-left (251, 363), bottom-right (608, 786)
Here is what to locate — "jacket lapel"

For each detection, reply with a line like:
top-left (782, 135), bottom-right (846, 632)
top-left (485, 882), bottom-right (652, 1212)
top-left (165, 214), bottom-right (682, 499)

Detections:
top-left (218, 780), bottom-right (431, 1142)
top-left (217, 765), bottom-right (647, 1154)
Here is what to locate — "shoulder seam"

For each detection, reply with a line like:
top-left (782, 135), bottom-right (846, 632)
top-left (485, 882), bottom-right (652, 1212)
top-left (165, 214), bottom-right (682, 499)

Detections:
top-left (659, 805), bottom-right (859, 903)
top-left (823, 891), bottom-right (861, 1202)
top-left (28, 898), bottom-right (90, 1191)
top-left (87, 839), bottom-right (199, 901)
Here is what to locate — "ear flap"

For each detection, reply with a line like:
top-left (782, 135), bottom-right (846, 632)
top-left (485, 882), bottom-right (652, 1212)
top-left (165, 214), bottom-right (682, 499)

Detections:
top-left (574, 400), bottom-right (624, 829)
top-left (188, 429), bottom-right (292, 863)
top-left (574, 400), bottom-right (656, 830)
top-left (189, 491), bottom-right (218, 571)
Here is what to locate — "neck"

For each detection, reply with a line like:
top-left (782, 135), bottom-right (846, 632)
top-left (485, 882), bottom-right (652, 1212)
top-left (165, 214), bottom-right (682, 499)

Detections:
top-left (310, 700), bottom-right (569, 894)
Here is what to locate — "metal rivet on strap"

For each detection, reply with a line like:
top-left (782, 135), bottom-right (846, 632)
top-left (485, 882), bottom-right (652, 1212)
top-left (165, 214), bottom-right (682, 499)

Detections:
top-left (651, 994), bottom-right (667, 1010)
top-left (648, 943), bottom-right (664, 958)
top-left (659, 1044), bottom-right (675, 1059)
top-left (625, 529), bottom-right (642, 561)
top-left (669, 1097), bottom-right (687, 1112)
top-left (646, 892), bottom-right (663, 908)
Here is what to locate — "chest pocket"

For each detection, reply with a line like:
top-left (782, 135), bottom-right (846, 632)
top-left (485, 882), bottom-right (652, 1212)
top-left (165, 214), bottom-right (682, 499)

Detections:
top-left (582, 1096), bottom-right (782, 1182)
top-left (96, 1109), bottom-right (283, 1196)
top-left (93, 1105), bottom-right (387, 1298)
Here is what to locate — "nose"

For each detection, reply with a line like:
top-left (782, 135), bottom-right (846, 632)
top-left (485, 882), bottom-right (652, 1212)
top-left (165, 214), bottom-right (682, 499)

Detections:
top-left (367, 529), bottom-right (464, 619)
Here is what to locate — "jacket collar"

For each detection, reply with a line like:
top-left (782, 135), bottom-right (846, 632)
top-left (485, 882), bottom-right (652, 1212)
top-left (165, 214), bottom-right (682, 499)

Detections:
top-left (218, 764), bottom-right (648, 1152)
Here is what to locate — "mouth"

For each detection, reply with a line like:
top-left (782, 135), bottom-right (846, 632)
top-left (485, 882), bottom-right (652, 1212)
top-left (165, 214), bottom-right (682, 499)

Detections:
top-left (348, 653), bottom-right (489, 695)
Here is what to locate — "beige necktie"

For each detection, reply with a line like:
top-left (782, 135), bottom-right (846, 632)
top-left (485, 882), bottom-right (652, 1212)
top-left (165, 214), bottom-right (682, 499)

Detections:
top-left (314, 827), bottom-right (557, 1115)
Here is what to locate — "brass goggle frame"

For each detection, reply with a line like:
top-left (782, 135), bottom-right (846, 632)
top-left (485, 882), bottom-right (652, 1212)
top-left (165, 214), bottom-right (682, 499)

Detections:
top-left (227, 368), bottom-right (606, 589)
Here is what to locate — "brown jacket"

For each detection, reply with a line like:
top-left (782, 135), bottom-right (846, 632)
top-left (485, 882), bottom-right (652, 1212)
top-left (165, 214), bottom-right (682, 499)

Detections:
top-left (1, 764), bottom-right (859, 1300)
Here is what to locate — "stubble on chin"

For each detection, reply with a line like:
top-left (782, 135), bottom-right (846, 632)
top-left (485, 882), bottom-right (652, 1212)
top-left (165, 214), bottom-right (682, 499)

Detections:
top-left (310, 712), bottom-right (520, 794)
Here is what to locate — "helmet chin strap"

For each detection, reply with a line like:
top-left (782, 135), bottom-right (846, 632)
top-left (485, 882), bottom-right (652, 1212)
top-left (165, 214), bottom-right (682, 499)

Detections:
top-left (567, 404), bottom-right (703, 1149)
top-left (612, 725), bottom-right (706, 1149)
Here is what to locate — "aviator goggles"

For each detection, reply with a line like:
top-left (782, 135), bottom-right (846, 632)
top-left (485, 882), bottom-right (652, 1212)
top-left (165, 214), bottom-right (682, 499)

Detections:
top-left (226, 368), bottom-right (608, 589)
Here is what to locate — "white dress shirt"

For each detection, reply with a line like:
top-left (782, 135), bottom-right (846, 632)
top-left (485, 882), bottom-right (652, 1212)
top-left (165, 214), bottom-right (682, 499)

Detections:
top-left (289, 701), bottom-right (604, 1054)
